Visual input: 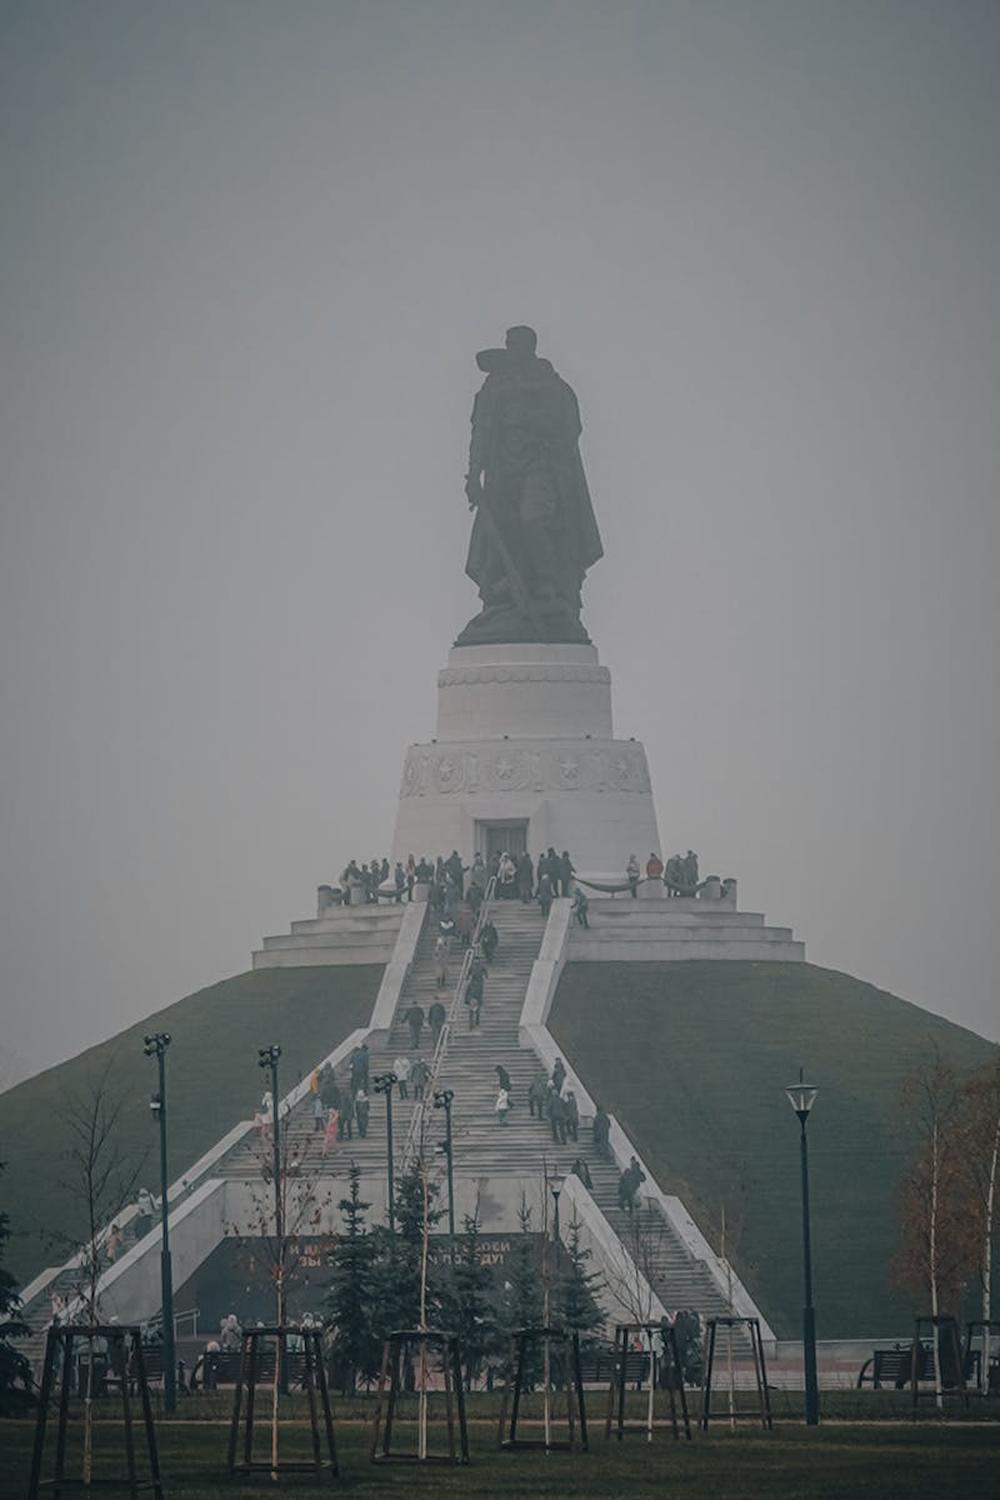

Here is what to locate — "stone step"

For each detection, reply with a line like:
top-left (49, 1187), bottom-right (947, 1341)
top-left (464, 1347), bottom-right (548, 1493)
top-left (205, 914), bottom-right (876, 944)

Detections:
top-left (572, 938), bottom-right (805, 962)
top-left (263, 930), bottom-right (400, 950)
top-left (581, 925), bottom-right (794, 944)
top-left (290, 910), bottom-right (405, 931)
top-left (586, 908), bottom-right (767, 928)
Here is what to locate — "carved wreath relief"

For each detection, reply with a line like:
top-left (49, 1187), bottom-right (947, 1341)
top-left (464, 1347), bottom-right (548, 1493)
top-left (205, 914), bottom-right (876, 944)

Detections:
top-left (399, 742), bottom-right (651, 798)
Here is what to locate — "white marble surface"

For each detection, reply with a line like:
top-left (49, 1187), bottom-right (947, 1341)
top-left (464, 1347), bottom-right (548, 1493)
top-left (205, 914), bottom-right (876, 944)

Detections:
top-left (437, 642), bottom-right (613, 742)
top-left (392, 641), bottom-right (660, 868)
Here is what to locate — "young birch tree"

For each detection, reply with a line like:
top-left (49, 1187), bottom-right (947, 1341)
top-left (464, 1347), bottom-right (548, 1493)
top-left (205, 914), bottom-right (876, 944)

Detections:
top-left (600, 1199), bottom-right (666, 1325)
top-left (893, 1049), bottom-right (977, 1407)
top-left (231, 1112), bottom-right (338, 1475)
top-left (54, 1066), bottom-right (147, 1481)
top-left (0, 1161), bottom-right (32, 1414)
top-left (56, 1067), bottom-right (148, 1325)
top-left (960, 1047), bottom-right (1000, 1386)
top-left (238, 1121), bottom-right (333, 1327)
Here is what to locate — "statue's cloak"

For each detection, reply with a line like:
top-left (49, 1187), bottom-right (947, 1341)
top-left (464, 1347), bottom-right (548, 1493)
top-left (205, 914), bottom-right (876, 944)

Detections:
top-left (465, 354), bottom-right (603, 601)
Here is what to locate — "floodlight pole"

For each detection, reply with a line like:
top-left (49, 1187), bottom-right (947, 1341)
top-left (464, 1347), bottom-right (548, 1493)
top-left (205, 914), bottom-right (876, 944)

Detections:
top-left (144, 1033), bottom-right (176, 1413)
top-left (374, 1074), bottom-right (398, 1233)
top-left (258, 1043), bottom-right (288, 1396)
top-left (434, 1090), bottom-right (456, 1244)
top-left (257, 1046), bottom-right (283, 1253)
top-left (258, 1047), bottom-right (284, 1309)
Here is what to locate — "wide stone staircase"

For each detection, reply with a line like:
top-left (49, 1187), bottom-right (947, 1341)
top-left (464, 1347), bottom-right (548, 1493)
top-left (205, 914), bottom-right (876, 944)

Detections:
top-left (222, 901), bottom-right (552, 1185)
top-left (225, 898), bottom-right (737, 1321)
top-left (20, 896), bottom-right (745, 1363)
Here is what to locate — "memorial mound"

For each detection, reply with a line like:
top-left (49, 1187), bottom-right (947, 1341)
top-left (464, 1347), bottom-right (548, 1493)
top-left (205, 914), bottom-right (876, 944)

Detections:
top-left (0, 966), bottom-right (379, 1285)
top-left (550, 959), bottom-right (995, 1337)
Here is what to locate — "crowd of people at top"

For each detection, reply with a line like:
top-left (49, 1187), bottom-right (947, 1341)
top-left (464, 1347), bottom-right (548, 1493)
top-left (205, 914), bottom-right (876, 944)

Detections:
top-left (332, 846), bottom-right (702, 925)
top-left (336, 849), bottom-right (695, 907)
top-left (335, 846), bottom-right (592, 927)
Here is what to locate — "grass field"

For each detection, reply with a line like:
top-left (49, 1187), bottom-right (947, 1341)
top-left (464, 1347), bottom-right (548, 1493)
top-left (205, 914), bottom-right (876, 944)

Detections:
top-left (3, 1415), bottom-right (998, 1500)
top-left (550, 959), bottom-right (996, 1338)
top-left (0, 966), bottom-right (381, 1285)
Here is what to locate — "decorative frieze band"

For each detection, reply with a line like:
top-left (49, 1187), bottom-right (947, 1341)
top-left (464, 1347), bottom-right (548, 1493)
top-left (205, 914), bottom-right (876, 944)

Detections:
top-left (438, 664), bottom-right (611, 688)
top-left (400, 741), bottom-right (652, 798)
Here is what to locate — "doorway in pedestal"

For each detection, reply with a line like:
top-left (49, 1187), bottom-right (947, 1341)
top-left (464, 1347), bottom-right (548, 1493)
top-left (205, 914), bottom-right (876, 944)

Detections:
top-left (477, 821), bottom-right (529, 865)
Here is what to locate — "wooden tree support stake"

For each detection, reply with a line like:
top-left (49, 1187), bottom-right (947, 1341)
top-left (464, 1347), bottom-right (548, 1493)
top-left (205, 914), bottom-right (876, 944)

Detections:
top-left (370, 1329), bottom-right (469, 1465)
top-left (227, 1326), bottom-right (338, 1482)
top-left (604, 1322), bottom-right (692, 1442)
top-left (700, 1316), bottom-right (772, 1431)
top-left (497, 1326), bottom-right (588, 1453)
top-left (28, 1324), bottom-right (164, 1499)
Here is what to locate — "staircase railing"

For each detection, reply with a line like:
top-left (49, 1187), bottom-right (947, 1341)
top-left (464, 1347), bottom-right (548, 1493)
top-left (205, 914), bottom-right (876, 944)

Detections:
top-left (399, 875), bottom-right (498, 1174)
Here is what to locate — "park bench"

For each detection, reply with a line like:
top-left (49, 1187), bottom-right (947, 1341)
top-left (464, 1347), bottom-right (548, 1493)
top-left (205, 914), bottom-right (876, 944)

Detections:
top-left (191, 1348), bottom-right (308, 1391)
top-left (577, 1348), bottom-right (651, 1386)
top-left (857, 1345), bottom-right (933, 1389)
top-left (856, 1343), bottom-right (978, 1390)
top-left (134, 1347), bottom-right (164, 1389)
top-left (76, 1344), bottom-right (165, 1397)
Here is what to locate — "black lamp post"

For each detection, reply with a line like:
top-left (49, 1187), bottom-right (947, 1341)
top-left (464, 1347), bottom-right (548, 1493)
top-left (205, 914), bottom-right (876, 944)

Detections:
top-left (257, 1045), bottom-right (283, 1245)
top-left (785, 1068), bottom-right (819, 1426)
top-left (434, 1089), bottom-right (456, 1242)
top-left (143, 1032), bottom-right (176, 1413)
top-left (374, 1073), bottom-right (398, 1232)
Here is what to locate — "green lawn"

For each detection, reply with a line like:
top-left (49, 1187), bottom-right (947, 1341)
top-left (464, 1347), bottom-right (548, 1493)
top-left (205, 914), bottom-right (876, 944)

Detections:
top-left (0, 967), bottom-right (382, 1286)
top-left (2, 1417), bottom-right (998, 1500)
top-left (549, 960), bottom-right (996, 1339)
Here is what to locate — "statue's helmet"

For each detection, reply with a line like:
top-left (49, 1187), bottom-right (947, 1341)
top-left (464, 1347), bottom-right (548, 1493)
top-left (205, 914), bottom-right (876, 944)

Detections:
top-left (505, 325), bottom-right (538, 356)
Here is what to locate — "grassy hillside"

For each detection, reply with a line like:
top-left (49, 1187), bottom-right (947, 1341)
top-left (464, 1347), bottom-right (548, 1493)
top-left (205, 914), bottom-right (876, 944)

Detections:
top-left (0, 966), bottom-right (381, 1285)
top-left (549, 960), bottom-right (996, 1340)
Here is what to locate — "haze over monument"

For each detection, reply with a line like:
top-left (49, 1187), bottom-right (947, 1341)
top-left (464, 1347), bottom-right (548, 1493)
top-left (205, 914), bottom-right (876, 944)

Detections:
top-left (4, 15), bottom-right (1000, 1452)
top-left (2, 1), bottom-right (999, 1088)
top-left (2, 327), bottom-right (809, 1365)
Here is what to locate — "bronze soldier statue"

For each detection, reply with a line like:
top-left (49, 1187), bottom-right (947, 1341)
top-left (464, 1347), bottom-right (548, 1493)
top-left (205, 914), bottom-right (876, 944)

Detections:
top-left (457, 325), bottom-right (603, 645)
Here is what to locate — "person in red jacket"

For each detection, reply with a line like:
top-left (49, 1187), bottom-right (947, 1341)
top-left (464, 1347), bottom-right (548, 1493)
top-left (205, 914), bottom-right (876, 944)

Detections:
top-left (646, 853), bottom-right (664, 880)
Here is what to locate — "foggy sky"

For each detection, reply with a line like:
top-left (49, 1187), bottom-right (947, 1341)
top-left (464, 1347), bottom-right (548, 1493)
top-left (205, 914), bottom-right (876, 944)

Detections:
top-left (2, 0), bottom-right (998, 1089)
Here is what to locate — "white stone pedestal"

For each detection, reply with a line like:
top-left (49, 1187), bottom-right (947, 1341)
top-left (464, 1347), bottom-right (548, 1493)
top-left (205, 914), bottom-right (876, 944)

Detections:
top-left (390, 643), bottom-right (661, 877)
